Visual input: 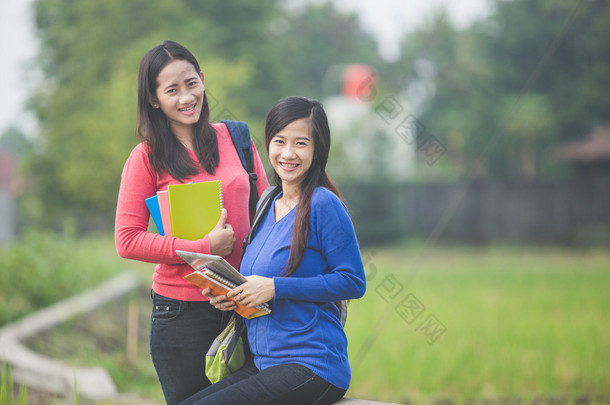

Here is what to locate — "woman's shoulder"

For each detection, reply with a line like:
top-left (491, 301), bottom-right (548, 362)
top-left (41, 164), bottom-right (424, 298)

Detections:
top-left (312, 186), bottom-right (344, 207)
top-left (212, 121), bottom-right (238, 153)
top-left (126, 142), bottom-right (150, 161)
top-left (128, 141), bottom-right (148, 153)
top-left (311, 187), bottom-right (356, 247)
top-left (121, 142), bottom-right (156, 179)
top-left (311, 187), bottom-right (349, 221)
top-left (212, 121), bottom-right (230, 139)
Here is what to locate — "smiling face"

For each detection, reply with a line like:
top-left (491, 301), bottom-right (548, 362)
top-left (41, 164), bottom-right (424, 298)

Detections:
top-left (268, 118), bottom-right (315, 189)
top-left (152, 59), bottom-right (205, 140)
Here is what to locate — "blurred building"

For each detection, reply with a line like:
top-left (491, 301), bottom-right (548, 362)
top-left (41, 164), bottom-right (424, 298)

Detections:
top-left (552, 123), bottom-right (610, 180)
top-left (323, 64), bottom-right (415, 183)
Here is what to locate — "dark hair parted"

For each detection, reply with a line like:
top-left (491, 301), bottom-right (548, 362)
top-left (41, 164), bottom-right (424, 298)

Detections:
top-left (136, 40), bottom-right (218, 179)
top-left (264, 96), bottom-right (343, 277)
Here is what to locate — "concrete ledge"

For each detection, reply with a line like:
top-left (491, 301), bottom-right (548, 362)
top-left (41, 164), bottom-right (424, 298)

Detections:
top-left (0, 272), bottom-right (141, 401)
top-left (337, 399), bottom-right (401, 404)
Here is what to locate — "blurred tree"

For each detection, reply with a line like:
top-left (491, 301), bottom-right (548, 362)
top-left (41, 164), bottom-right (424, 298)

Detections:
top-left (501, 93), bottom-right (553, 182)
top-left (26, 0), bottom-right (383, 231)
top-left (394, 0), bottom-right (610, 181)
top-left (27, 0), bottom-right (278, 230)
top-left (0, 127), bottom-right (32, 156)
top-left (256, 3), bottom-right (381, 101)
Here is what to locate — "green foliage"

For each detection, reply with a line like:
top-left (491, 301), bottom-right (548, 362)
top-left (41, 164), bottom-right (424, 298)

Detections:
top-left (0, 230), bottom-right (123, 327)
top-left (394, 0), bottom-right (610, 181)
top-left (16, 241), bottom-right (610, 403)
top-left (27, 288), bottom-right (163, 403)
top-left (26, 0), bottom-right (382, 231)
top-left (347, 242), bottom-right (610, 402)
top-left (0, 364), bottom-right (28, 405)
top-left (255, 3), bottom-right (381, 101)
top-left (20, 0), bottom-right (610, 232)
top-left (340, 180), bottom-right (406, 246)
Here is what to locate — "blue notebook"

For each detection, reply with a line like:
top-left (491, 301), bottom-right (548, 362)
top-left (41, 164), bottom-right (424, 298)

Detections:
top-left (145, 195), bottom-right (165, 236)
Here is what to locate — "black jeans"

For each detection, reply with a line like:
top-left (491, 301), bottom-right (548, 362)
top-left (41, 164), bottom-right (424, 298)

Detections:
top-left (150, 291), bottom-right (228, 405)
top-left (177, 360), bottom-right (346, 405)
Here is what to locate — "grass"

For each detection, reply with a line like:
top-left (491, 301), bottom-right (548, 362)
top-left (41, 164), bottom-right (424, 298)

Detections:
top-left (0, 229), bottom-right (125, 327)
top-left (25, 286), bottom-right (164, 403)
top-left (345, 241), bottom-right (610, 403)
top-left (0, 364), bottom-right (28, 405)
top-left (3, 232), bottom-right (609, 404)
top-left (0, 230), bottom-right (160, 403)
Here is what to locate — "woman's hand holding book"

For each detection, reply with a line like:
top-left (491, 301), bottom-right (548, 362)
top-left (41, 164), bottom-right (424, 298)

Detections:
top-left (208, 208), bottom-right (235, 257)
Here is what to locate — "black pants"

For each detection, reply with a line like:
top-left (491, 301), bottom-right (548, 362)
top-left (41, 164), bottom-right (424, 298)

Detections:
top-left (178, 360), bottom-right (346, 405)
top-left (150, 291), bottom-right (228, 405)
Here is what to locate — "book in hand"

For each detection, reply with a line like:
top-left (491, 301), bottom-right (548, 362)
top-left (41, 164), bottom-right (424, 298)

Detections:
top-left (177, 250), bottom-right (271, 319)
top-left (156, 190), bottom-right (172, 236)
top-left (145, 195), bottom-right (165, 236)
top-left (168, 181), bottom-right (223, 240)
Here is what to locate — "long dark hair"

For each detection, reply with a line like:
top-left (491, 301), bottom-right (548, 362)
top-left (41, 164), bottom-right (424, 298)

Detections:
top-left (136, 40), bottom-right (218, 178)
top-left (264, 96), bottom-right (342, 277)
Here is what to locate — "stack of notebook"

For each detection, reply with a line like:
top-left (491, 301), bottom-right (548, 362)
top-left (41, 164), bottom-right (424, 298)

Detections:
top-left (177, 250), bottom-right (271, 319)
top-left (145, 180), bottom-right (223, 240)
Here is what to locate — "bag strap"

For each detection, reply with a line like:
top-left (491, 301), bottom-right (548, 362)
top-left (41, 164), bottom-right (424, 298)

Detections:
top-left (242, 186), bottom-right (281, 254)
top-left (222, 120), bottom-right (259, 220)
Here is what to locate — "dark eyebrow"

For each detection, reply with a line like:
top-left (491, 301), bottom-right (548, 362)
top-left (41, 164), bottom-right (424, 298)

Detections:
top-left (162, 76), bottom-right (199, 91)
top-left (272, 134), bottom-right (311, 142)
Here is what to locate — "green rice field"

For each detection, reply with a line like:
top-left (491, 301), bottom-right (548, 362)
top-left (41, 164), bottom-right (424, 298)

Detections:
top-left (345, 242), bottom-right (610, 403)
top-left (8, 236), bottom-right (609, 404)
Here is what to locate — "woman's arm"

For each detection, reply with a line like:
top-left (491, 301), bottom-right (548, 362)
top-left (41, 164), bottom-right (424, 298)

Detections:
top-left (272, 240), bottom-right (367, 303)
top-left (276, 190), bottom-right (366, 302)
top-left (114, 145), bottom-right (215, 264)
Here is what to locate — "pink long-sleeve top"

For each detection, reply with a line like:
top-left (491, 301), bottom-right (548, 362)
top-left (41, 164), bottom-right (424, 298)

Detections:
top-left (115, 122), bottom-right (269, 301)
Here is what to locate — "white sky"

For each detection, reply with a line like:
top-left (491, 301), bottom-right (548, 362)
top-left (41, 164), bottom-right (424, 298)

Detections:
top-left (0, 0), bottom-right (38, 136)
top-left (0, 0), bottom-right (490, 135)
top-left (329, 0), bottom-right (491, 60)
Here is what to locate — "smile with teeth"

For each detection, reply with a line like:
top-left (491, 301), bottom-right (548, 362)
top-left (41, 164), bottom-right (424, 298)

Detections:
top-left (280, 162), bottom-right (299, 168)
top-left (179, 104), bottom-right (196, 112)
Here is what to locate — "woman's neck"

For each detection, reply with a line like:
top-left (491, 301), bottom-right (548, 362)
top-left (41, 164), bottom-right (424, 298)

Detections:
top-left (281, 183), bottom-right (301, 202)
top-left (172, 124), bottom-right (195, 151)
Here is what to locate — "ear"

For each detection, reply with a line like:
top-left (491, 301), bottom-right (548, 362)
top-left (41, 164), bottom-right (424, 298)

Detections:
top-left (200, 71), bottom-right (205, 84)
top-left (149, 97), bottom-right (159, 109)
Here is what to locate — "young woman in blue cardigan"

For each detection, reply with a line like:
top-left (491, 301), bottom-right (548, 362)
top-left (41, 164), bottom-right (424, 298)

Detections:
top-left (179, 96), bottom-right (367, 405)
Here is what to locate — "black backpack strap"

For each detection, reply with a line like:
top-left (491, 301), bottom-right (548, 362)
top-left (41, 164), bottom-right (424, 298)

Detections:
top-left (242, 186), bottom-right (281, 253)
top-left (222, 120), bottom-right (259, 218)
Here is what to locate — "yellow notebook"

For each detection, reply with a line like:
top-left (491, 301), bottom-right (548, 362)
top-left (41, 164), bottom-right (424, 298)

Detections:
top-left (168, 180), bottom-right (223, 240)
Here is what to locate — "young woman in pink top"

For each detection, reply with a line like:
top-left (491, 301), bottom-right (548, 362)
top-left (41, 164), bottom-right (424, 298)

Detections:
top-left (114, 40), bottom-right (269, 405)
